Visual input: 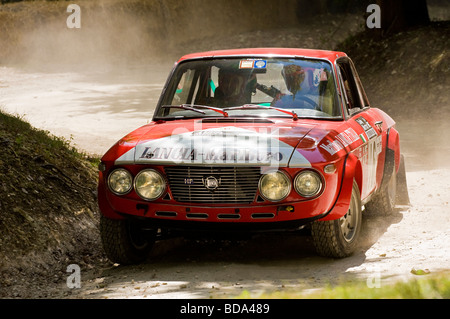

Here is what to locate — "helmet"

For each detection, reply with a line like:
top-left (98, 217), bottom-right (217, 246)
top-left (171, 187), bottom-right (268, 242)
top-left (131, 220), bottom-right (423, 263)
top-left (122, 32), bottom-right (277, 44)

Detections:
top-left (281, 64), bottom-right (305, 96)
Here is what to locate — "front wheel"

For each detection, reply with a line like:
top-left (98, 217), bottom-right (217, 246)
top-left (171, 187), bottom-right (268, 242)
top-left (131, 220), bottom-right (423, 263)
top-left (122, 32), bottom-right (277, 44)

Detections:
top-left (100, 216), bottom-right (156, 265)
top-left (311, 180), bottom-right (362, 258)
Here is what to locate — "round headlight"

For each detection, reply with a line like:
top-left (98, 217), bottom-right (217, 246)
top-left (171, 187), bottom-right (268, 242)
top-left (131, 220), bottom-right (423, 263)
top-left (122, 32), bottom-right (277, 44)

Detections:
top-left (108, 168), bottom-right (133, 195)
top-left (294, 170), bottom-right (322, 197)
top-left (258, 171), bottom-right (291, 202)
top-left (134, 169), bottom-right (166, 201)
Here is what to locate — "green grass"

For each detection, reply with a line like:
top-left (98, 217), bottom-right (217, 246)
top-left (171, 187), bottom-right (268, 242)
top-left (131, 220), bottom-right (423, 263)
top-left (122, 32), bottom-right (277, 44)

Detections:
top-left (237, 271), bottom-right (450, 299)
top-left (0, 109), bottom-right (99, 167)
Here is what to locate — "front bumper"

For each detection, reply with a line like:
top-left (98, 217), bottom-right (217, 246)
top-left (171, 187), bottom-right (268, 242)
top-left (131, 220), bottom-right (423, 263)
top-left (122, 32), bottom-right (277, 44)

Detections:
top-left (97, 160), bottom-right (350, 232)
top-left (107, 196), bottom-right (332, 222)
top-left (98, 178), bottom-right (340, 234)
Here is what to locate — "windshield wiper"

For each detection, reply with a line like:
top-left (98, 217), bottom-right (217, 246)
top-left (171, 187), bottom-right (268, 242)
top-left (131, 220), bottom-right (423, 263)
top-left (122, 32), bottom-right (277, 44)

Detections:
top-left (161, 104), bottom-right (205, 115)
top-left (223, 104), bottom-right (298, 121)
top-left (161, 104), bottom-right (299, 121)
top-left (161, 104), bottom-right (228, 117)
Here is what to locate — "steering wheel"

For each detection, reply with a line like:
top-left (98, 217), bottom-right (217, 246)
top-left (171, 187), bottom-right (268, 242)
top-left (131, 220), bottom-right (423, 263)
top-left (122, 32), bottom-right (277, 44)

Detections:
top-left (271, 94), bottom-right (320, 110)
top-left (295, 95), bottom-right (320, 110)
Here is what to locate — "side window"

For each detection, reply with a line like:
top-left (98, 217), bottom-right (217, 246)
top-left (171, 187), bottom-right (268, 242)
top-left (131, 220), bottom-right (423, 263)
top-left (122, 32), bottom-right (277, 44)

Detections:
top-left (211, 66), bottom-right (219, 97)
top-left (337, 61), bottom-right (363, 113)
top-left (349, 61), bottom-right (370, 108)
top-left (171, 69), bottom-right (197, 105)
top-left (170, 68), bottom-right (210, 107)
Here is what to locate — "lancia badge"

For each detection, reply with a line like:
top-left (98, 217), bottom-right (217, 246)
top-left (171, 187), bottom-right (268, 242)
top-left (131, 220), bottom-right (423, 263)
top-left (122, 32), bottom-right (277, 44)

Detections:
top-left (203, 176), bottom-right (220, 191)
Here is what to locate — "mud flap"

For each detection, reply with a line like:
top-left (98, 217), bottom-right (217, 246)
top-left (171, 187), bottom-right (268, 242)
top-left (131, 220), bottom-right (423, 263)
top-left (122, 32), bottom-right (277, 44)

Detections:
top-left (395, 154), bottom-right (410, 205)
top-left (381, 148), bottom-right (395, 190)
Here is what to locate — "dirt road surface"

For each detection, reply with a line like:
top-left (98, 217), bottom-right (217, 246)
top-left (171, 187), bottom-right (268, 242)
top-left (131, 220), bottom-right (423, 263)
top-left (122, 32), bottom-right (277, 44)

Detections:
top-left (1, 64), bottom-right (449, 299)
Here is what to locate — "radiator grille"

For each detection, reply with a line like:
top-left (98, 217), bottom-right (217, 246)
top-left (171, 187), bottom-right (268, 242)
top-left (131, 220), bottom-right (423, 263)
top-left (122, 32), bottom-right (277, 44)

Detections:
top-left (165, 166), bottom-right (261, 204)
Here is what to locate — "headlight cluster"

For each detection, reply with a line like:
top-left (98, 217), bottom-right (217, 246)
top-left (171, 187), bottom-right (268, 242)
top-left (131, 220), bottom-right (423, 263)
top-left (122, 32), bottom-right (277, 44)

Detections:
top-left (258, 170), bottom-right (323, 202)
top-left (294, 171), bottom-right (323, 198)
top-left (107, 168), bottom-right (166, 201)
top-left (134, 169), bottom-right (166, 200)
top-left (108, 169), bottom-right (133, 195)
top-left (258, 171), bottom-right (291, 202)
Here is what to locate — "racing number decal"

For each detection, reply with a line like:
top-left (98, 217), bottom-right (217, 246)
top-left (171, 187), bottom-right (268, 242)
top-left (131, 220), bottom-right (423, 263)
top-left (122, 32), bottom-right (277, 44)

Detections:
top-left (355, 117), bottom-right (382, 196)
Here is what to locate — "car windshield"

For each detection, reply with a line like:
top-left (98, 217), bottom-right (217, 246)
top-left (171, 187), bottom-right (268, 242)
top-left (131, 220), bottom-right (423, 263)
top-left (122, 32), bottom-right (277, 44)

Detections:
top-left (154, 57), bottom-right (342, 120)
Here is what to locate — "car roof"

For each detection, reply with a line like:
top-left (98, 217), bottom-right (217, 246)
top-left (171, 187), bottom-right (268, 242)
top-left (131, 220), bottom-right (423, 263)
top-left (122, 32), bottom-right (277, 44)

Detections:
top-left (178, 48), bottom-right (347, 63)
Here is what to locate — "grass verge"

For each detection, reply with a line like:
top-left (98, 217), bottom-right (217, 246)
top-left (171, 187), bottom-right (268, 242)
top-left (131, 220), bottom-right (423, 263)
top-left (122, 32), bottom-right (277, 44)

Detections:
top-left (237, 271), bottom-right (450, 299)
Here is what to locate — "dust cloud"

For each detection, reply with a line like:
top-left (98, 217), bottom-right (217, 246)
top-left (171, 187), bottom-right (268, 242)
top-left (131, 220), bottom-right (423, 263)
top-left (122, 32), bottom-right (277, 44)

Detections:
top-left (1, 0), bottom-right (171, 71)
top-left (0, 0), bottom-right (304, 71)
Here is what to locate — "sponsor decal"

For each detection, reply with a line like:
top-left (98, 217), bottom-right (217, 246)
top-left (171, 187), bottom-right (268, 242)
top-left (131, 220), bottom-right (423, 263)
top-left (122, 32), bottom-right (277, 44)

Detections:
top-left (239, 60), bottom-right (254, 69)
top-left (114, 127), bottom-right (311, 168)
top-left (239, 59), bottom-right (267, 69)
top-left (355, 116), bottom-right (377, 140)
top-left (320, 69), bottom-right (328, 81)
top-left (319, 128), bottom-right (360, 156)
top-left (313, 68), bottom-right (323, 87)
top-left (254, 60), bottom-right (267, 69)
top-left (360, 134), bottom-right (383, 193)
top-left (139, 146), bottom-right (283, 163)
top-left (359, 134), bottom-right (367, 143)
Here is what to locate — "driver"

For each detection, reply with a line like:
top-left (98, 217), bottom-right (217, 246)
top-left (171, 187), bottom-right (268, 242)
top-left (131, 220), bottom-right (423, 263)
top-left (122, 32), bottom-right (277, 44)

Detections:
top-left (214, 69), bottom-right (255, 107)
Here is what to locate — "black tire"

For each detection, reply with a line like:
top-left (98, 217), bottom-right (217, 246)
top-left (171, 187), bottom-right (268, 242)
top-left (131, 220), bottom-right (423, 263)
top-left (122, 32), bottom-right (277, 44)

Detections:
top-left (311, 180), bottom-right (362, 258)
top-left (365, 162), bottom-right (397, 216)
top-left (100, 215), bottom-right (156, 265)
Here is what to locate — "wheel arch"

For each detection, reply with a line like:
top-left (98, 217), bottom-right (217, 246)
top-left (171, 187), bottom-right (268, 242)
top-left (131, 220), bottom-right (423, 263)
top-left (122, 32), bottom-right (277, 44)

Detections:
top-left (318, 152), bottom-right (361, 221)
top-left (387, 127), bottom-right (401, 174)
top-left (353, 158), bottom-right (363, 198)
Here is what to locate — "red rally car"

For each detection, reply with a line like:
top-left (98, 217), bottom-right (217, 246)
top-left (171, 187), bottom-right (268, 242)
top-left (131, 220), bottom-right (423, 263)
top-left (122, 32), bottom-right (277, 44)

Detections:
top-left (98, 48), bottom-right (409, 264)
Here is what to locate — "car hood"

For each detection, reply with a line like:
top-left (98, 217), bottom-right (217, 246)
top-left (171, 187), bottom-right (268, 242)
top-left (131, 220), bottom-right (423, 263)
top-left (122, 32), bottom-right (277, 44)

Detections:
top-left (110, 119), bottom-right (319, 167)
